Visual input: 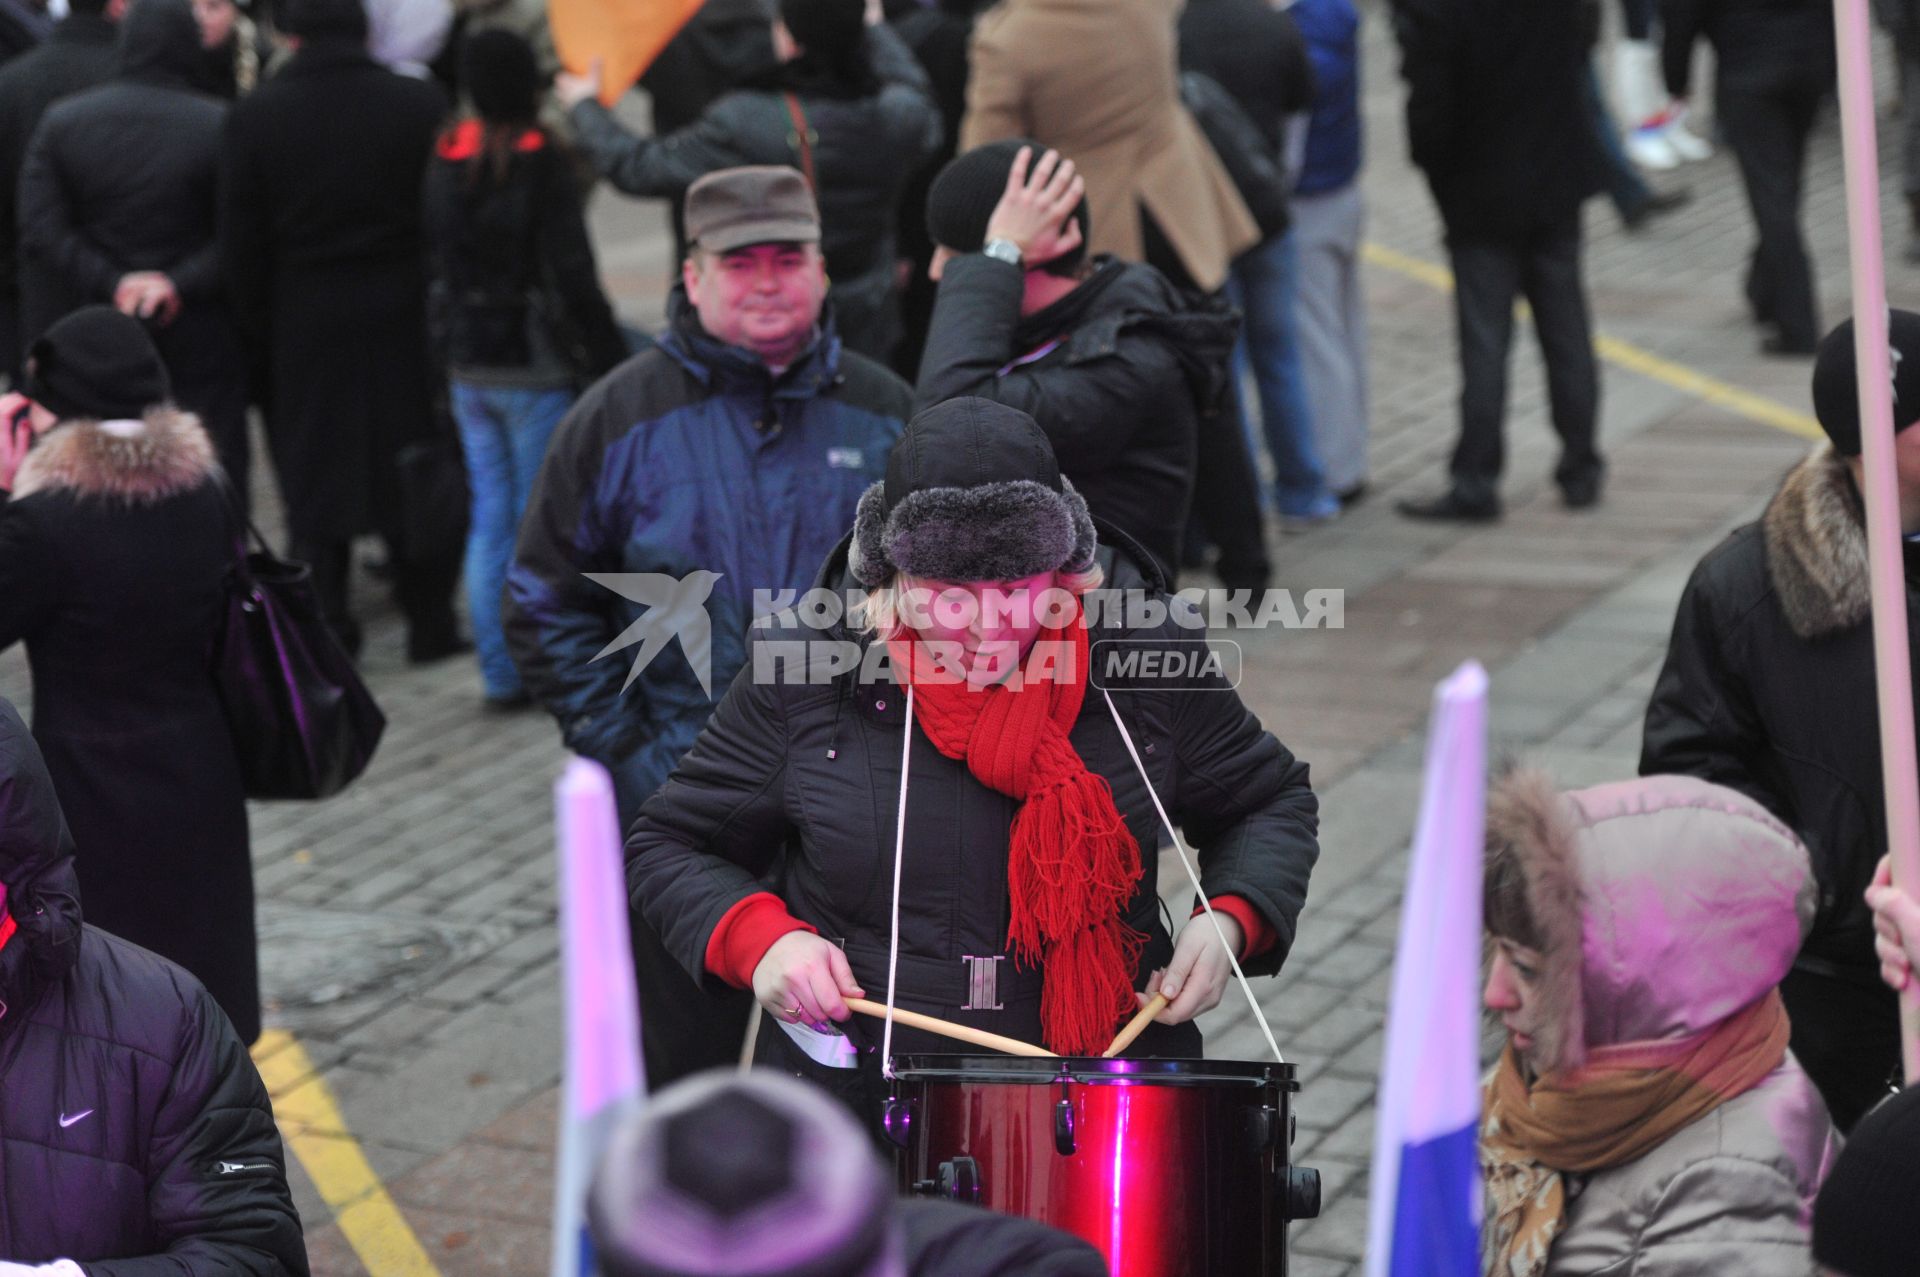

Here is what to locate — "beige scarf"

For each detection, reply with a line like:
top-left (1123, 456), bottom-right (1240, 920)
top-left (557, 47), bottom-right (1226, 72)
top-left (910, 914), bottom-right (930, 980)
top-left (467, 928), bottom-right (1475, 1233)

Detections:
top-left (1479, 990), bottom-right (1790, 1277)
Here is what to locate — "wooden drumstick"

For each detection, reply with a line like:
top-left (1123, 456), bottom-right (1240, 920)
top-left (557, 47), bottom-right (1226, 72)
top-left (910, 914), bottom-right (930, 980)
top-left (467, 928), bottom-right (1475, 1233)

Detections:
top-left (1102, 992), bottom-right (1170, 1058)
top-left (844, 997), bottom-right (1057, 1058)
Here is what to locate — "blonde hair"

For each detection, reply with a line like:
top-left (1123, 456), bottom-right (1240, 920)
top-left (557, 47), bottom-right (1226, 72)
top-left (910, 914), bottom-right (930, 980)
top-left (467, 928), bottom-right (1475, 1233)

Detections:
top-left (851, 563), bottom-right (1106, 642)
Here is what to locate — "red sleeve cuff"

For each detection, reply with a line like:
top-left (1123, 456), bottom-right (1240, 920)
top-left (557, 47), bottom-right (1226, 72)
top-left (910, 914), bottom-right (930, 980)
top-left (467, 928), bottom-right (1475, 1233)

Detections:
top-left (1192, 895), bottom-right (1277, 961)
top-left (705, 892), bottom-right (818, 989)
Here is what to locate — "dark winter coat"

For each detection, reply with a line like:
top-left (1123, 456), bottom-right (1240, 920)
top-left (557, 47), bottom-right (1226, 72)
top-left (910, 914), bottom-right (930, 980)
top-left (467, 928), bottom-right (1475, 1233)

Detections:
top-left (422, 121), bottom-right (626, 386)
top-left (898, 1200), bottom-right (1108, 1275)
top-left (0, 11), bottom-right (117, 361)
top-left (0, 0), bottom-right (51, 66)
top-left (1393, 0), bottom-right (1605, 243)
top-left (504, 289), bottom-right (909, 822)
top-left (17, 0), bottom-right (244, 444)
top-left (568, 23), bottom-right (941, 360)
top-left (1642, 445), bottom-right (1919, 980)
top-left (1661, 0), bottom-right (1834, 97)
top-left (914, 254), bottom-right (1238, 580)
top-left (219, 38), bottom-right (447, 542)
top-left (638, 0), bottom-right (777, 136)
top-left (0, 410), bottom-right (258, 1044)
top-left (0, 701), bottom-right (306, 1273)
top-left (625, 533), bottom-right (1320, 1054)
top-left (1177, 0), bottom-right (1315, 154)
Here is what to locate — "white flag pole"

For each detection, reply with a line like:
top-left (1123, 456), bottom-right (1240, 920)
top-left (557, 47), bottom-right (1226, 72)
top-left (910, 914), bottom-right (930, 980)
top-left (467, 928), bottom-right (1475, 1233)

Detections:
top-left (1831, 0), bottom-right (1920, 1082)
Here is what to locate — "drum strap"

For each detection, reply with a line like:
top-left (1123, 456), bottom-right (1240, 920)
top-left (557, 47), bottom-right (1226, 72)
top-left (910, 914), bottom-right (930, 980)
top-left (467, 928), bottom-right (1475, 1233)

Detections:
top-left (1101, 688), bottom-right (1286, 1064)
top-left (882, 683), bottom-right (917, 1080)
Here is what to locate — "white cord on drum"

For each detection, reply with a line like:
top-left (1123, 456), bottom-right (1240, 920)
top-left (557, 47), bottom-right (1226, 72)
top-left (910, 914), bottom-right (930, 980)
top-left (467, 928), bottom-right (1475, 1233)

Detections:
top-left (1101, 688), bottom-right (1286, 1064)
top-left (881, 683), bottom-right (915, 1081)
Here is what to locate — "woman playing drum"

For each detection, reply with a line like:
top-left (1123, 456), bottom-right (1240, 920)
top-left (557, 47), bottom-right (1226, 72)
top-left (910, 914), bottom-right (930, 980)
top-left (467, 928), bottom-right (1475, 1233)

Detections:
top-left (624, 397), bottom-right (1320, 1115)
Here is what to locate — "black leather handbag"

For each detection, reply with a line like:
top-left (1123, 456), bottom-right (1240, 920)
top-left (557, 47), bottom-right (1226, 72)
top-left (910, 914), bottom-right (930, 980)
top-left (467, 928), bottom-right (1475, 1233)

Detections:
top-left (212, 515), bottom-right (387, 800)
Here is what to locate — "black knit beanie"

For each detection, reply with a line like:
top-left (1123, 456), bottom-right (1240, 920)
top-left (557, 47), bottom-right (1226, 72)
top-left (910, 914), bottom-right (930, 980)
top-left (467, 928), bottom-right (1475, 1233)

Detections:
top-left (1812, 1086), bottom-right (1920, 1277)
top-left (779, 0), bottom-right (863, 58)
top-left (461, 28), bottom-right (541, 124)
top-left (277, 0), bottom-right (368, 42)
top-left (1810, 309), bottom-right (1920, 457)
top-left (926, 138), bottom-right (1090, 270)
top-left (24, 306), bottom-right (171, 422)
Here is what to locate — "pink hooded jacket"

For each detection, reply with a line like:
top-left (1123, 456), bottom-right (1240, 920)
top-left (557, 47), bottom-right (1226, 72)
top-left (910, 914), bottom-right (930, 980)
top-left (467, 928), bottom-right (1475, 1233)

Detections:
top-left (1486, 771), bottom-right (1841, 1276)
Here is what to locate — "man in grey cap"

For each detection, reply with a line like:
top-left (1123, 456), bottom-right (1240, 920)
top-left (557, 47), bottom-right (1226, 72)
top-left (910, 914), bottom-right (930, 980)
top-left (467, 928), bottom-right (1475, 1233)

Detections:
top-left (506, 166), bottom-right (911, 1090)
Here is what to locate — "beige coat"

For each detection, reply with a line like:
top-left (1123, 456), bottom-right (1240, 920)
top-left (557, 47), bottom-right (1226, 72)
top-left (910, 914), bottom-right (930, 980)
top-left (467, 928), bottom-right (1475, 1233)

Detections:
top-left (959, 0), bottom-right (1258, 292)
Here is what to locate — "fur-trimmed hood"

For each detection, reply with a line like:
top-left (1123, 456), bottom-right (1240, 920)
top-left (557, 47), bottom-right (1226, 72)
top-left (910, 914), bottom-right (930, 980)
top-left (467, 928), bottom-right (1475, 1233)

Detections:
top-left (1763, 443), bottom-right (1874, 639)
top-left (1486, 770), bottom-right (1814, 1074)
top-left (10, 408), bottom-right (221, 504)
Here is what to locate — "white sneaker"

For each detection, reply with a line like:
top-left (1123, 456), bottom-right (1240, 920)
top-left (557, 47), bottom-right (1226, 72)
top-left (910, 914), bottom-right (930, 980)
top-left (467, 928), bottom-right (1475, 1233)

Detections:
top-left (1626, 125), bottom-right (1681, 171)
top-left (1663, 116), bottom-right (1713, 162)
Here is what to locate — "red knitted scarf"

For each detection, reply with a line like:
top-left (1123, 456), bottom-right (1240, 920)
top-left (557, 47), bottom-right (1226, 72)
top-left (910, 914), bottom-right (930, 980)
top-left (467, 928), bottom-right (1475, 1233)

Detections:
top-left (890, 612), bottom-right (1145, 1054)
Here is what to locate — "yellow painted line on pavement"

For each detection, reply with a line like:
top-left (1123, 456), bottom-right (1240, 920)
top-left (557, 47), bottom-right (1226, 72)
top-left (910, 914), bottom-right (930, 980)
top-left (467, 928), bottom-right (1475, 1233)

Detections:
top-left (1361, 241), bottom-right (1825, 442)
top-left (252, 1030), bottom-right (442, 1277)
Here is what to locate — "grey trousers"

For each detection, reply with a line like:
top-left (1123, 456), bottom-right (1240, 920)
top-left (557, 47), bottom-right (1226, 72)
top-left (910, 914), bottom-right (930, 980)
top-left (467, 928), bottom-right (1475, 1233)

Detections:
top-left (1292, 182), bottom-right (1371, 495)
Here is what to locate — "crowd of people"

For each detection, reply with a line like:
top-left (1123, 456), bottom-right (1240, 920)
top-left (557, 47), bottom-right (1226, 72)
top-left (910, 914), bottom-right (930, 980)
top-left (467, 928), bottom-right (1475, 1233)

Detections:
top-left (0, 0), bottom-right (1919, 1271)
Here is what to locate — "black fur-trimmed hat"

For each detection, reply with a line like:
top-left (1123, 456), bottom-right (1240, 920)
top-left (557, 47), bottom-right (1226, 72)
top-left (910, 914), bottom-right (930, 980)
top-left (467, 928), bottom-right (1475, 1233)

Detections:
top-left (849, 397), bottom-right (1097, 587)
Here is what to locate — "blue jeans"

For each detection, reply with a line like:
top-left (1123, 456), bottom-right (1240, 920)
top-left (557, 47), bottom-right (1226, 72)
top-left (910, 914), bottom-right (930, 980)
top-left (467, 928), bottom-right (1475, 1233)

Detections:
top-left (451, 380), bottom-right (573, 698)
top-left (1585, 62), bottom-right (1652, 219)
top-left (1226, 232), bottom-right (1336, 519)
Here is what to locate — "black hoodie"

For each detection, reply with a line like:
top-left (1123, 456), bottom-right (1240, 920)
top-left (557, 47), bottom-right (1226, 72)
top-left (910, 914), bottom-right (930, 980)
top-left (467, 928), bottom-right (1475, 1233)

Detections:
top-left (15, 0), bottom-right (227, 341)
top-left (0, 701), bottom-right (308, 1272)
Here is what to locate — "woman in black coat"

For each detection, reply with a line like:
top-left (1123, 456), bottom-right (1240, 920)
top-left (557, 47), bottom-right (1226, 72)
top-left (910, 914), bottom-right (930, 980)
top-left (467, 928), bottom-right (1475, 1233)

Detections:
top-left (625, 398), bottom-right (1319, 1124)
top-left (0, 307), bottom-right (259, 1044)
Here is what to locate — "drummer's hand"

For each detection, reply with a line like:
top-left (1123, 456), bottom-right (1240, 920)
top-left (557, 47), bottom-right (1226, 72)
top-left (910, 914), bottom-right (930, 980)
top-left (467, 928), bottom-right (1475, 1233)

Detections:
top-left (1144, 914), bottom-right (1244, 1025)
top-left (1866, 854), bottom-right (1920, 993)
top-left (752, 931), bottom-right (864, 1030)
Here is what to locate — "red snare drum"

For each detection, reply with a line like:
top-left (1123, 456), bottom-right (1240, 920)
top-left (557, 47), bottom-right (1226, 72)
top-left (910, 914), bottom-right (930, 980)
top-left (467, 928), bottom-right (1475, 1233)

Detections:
top-left (886, 1055), bottom-right (1321, 1277)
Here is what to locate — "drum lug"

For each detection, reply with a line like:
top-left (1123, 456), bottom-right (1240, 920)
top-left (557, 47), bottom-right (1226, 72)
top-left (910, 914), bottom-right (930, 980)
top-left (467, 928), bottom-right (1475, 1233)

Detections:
top-left (1053, 1096), bottom-right (1076, 1156)
top-left (881, 1096), bottom-right (915, 1150)
top-left (936, 1155), bottom-right (982, 1203)
top-left (1284, 1166), bottom-right (1322, 1221)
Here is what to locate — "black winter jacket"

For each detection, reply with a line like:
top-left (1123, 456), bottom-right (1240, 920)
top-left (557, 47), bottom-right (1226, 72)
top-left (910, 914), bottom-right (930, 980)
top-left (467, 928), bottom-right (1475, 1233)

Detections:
top-left (568, 25), bottom-right (940, 302)
top-left (16, 0), bottom-right (226, 345)
top-left (625, 534), bottom-right (1319, 1054)
top-left (0, 13), bottom-right (117, 340)
top-left (1662, 0), bottom-right (1834, 97)
top-left (1393, 0), bottom-right (1605, 242)
top-left (422, 122), bottom-right (627, 383)
top-left (1178, 0), bottom-right (1315, 155)
top-left (0, 702), bottom-right (306, 1273)
top-left (1641, 447), bottom-right (1920, 977)
top-left (914, 255), bottom-right (1237, 580)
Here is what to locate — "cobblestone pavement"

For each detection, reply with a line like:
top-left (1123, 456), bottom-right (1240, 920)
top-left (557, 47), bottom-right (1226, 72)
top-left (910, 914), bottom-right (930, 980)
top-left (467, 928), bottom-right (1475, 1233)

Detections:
top-left (4, 6), bottom-right (1917, 1273)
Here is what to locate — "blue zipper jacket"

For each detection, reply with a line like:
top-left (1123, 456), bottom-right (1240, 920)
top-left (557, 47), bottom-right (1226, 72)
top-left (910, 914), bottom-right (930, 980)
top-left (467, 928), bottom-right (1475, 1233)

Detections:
top-left (1291, 0), bottom-right (1363, 196)
top-left (505, 291), bottom-right (909, 819)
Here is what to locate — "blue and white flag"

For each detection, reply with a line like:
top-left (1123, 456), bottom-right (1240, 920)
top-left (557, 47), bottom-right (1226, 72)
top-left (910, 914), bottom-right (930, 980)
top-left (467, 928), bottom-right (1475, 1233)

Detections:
top-left (1366, 661), bottom-right (1488, 1277)
top-left (551, 758), bottom-right (646, 1277)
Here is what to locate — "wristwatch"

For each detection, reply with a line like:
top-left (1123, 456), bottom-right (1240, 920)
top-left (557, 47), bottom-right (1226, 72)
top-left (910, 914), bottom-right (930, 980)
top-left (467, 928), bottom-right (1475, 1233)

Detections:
top-left (981, 237), bottom-right (1023, 267)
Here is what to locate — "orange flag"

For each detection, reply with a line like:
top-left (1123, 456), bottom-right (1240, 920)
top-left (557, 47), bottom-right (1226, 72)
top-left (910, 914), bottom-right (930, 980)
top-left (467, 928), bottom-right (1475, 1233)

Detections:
top-left (548, 0), bottom-right (707, 107)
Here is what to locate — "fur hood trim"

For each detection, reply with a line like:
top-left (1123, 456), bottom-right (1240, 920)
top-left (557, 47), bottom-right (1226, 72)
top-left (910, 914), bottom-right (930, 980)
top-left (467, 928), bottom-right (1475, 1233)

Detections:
top-left (1763, 443), bottom-right (1871, 639)
top-left (1486, 767), bottom-right (1588, 1074)
top-left (11, 408), bottom-right (220, 504)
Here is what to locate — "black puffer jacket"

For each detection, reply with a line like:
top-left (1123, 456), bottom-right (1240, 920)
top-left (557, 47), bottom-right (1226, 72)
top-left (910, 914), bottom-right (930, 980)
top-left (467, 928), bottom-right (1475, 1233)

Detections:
top-left (0, 702), bottom-right (306, 1273)
top-left (1641, 446), bottom-right (1920, 975)
top-left (568, 23), bottom-right (940, 354)
top-left (914, 255), bottom-right (1238, 580)
top-left (625, 531), bottom-right (1319, 1051)
top-left (16, 0), bottom-right (226, 343)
